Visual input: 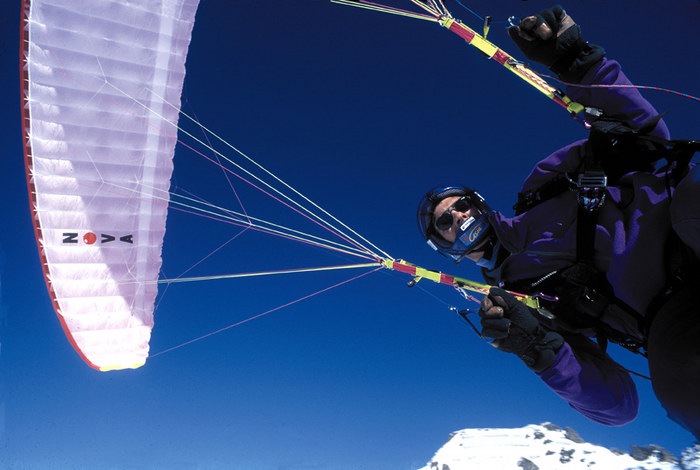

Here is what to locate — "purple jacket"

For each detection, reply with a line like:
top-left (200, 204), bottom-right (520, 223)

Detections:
top-left (484, 58), bottom-right (676, 425)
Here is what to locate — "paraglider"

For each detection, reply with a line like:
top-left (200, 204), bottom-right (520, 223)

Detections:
top-left (10, 1), bottom-right (700, 466)
top-left (20, 0), bottom-right (699, 405)
top-left (21, 0), bottom-right (200, 370)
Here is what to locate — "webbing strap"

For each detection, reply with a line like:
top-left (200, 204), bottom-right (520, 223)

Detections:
top-left (576, 207), bottom-right (597, 264)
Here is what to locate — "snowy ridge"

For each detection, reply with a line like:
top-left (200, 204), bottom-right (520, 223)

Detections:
top-left (418, 423), bottom-right (700, 470)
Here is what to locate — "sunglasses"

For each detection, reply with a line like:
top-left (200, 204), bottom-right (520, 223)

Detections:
top-left (433, 197), bottom-right (471, 231)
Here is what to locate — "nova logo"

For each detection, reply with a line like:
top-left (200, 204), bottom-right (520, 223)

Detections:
top-left (62, 232), bottom-right (134, 245)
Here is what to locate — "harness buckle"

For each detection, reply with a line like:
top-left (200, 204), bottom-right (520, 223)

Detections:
top-left (576, 172), bottom-right (607, 188)
top-left (573, 171), bottom-right (607, 211)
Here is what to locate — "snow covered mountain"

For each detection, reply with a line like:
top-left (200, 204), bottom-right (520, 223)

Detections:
top-left (417, 423), bottom-right (700, 470)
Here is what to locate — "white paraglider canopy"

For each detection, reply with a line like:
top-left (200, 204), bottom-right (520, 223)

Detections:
top-left (22, 0), bottom-right (200, 370)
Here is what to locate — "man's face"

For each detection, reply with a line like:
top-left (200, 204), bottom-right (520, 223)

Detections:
top-left (432, 196), bottom-right (487, 262)
top-left (432, 196), bottom-right (476, 242)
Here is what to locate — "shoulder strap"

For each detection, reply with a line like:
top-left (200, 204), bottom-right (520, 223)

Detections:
top-left (512, 175), bottom-right (570, 215)
top-left (514, 116), bottom-right (699, 215)
top-left (514, 117), bottom-right (699, 263)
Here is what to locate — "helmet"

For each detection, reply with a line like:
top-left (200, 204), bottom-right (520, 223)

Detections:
top-left (416, 185), bottom-right (493, 263)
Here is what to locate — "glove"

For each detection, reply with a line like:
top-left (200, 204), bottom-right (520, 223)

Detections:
top-left (507, 5), bottom-right (605, 83)
top-left (479, 287), bottom-right (564, 373)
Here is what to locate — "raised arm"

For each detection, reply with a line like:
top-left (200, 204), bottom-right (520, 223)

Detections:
top-left (508, 4), bottom-right (669, 137)
top-left (569, 58), bottom-right (670, 139)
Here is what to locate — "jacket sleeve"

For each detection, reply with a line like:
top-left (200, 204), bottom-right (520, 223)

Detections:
top-left (536, 334), bottom-right (639, 426)
top-left (568, 58), bottom-right (670, 139)
top-left (520, 57), bottom-right (670, 194)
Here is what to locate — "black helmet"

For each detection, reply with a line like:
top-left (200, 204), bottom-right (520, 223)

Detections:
top-left (416, 185), bottom-right (493, 263)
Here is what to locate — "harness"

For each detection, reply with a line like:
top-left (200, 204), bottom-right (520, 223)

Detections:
top-left (509, 117), bottom-right (699, 355)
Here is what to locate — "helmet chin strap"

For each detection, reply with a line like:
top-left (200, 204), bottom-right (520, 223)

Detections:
top-left (447, 212), bottom-right (493, 262)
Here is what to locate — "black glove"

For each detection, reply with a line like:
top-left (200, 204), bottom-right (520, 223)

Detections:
top-left (479, 287), bottom-right (564, 373)
top-left (507, 5), bottom-right (605, 83)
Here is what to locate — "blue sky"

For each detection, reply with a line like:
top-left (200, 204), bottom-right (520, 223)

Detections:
top-left (1, 1), bottom-right (699, 469)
